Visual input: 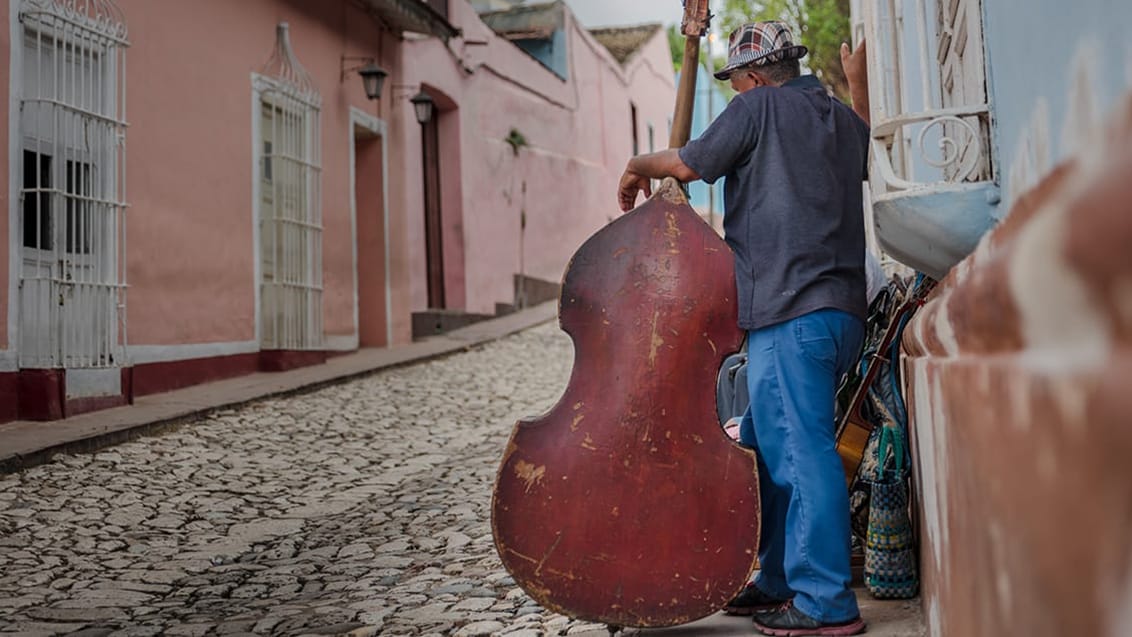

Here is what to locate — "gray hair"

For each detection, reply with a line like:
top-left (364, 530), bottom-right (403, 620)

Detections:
top-left (753, 58), bottom-right (801, 85)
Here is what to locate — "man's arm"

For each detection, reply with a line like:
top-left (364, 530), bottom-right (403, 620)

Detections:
top-left (617, 149), bottom-right (701, 212)
top-left (840, 40), bottom-right (870, 127)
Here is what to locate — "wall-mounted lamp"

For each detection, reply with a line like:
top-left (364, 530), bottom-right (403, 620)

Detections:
top-left (341, 56), bottom-right (388, 100)
top-left (410, 91), bottom-right (435, 125)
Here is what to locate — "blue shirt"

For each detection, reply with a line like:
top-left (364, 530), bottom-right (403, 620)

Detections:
top-left (678, 75), bottom-right (870, 330)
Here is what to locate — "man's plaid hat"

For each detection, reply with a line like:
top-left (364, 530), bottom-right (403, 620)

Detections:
top-left (713, 21), bottom-right (808, 80)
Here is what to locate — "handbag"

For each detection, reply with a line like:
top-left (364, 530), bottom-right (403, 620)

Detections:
top-left (864, 424), bottom-right (920, 599)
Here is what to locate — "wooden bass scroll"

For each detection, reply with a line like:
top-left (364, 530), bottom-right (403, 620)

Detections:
top-left (491, 180), bottom-right (759, 628)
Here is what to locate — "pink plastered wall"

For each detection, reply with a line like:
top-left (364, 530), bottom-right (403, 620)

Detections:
top-left (399, 2), bottom-right (677, 316)
top-left (119, 0), bottom-right (389, 346)
top-left (3, 0), bottom-right (678, 356)
top-left (0, 0), bottom-right (9, 352)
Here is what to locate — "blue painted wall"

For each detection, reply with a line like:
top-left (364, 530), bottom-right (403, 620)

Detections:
top-left (982, 0), bottom-right (1132, 207)
top-left (514, 29), bottom-right (570, 80)
top-left (680, 67), bottom-right (729, 224)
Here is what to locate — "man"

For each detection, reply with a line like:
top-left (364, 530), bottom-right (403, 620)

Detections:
top-left (617, 22), bottom-right (870, 637)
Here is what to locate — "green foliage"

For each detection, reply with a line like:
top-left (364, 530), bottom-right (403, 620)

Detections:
top-left (717, 0), bottom-right (852, 102)
top-left (668, 24), bottom-right (685, 72)
top-left (667, 24), bottom-right (713, 73)
top-left (504, 128), bottom-right (528, 155)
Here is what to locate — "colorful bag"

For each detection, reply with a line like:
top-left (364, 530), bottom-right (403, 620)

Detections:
top-left (864, 425), bottom-right (919, 599)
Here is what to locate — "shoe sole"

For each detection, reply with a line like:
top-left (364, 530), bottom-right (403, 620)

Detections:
top-left (753, 617), bottom-right (867, 636)
top-left (723, 604), bottom-right (784, 616)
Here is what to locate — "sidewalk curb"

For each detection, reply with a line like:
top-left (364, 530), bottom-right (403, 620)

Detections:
top-left (0, 301), bottom-right (560, 474)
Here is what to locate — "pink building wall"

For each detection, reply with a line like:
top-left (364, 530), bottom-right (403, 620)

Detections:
top-left (0, 0), bottom-right (8, 353)
top-left (115, 0), bottom-right (677, 349)
top-left (399, 1), bottom-right (677, 316)
top-left (120, 0), bottom-right (388, 348)
top-left (0, 0), bottom-right (679, 354)
top-left (0, 0), bottom-right (677, 418)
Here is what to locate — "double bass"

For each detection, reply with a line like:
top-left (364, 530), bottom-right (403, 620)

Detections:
top-left (491, 2), bottom-right (761, 628)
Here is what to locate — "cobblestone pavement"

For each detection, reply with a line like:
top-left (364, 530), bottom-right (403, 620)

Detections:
top-left (0, 323), bottom-right (617, 637)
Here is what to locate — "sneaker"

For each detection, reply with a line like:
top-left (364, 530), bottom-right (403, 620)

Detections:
top-left (722, 583), bottom-right (790, 615)
top-left (752, 601), bottom-right (866, 636)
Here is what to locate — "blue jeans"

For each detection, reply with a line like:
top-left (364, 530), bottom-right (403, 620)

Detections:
top-left (737, 309), bottom-right (865, 622)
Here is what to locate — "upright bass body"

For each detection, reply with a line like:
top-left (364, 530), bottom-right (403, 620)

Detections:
top-left (491, 182), bottom-right (760, 627)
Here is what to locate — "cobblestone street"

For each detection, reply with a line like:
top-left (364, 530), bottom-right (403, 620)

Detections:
top-left (0, 323), bottom-right (603, 636)
top-left (0, 321), bottom-right (923, 637)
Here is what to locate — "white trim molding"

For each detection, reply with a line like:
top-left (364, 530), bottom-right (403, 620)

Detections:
top-left (251, 72), bottom-right (265, 348)
top-left (324, 334), bottom-right (359, 352)
top-left (7, 0), bottom-right (22, 370)
top-left (253, 59), bottom-right (324, 351)
top-left (127, 341), bottom-right (259, 366)
top-left (348, 106), bottom-right (392, 348)
top-left (15, 0), bottom-right (130, 370)
top-left (0, 350), bottom-right (17, 372)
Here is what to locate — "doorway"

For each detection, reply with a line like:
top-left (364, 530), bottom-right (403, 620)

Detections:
top-left (357, 123), bottom-right (389, 346)
top-left (352, 112), bottom-right (389, 347)
top-left (421, 113), bottom-right (445, 309)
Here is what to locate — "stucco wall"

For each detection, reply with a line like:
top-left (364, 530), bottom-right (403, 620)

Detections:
top-left (401, 2), bottom-right (677, 316)
top-left (119, 0), bottom-right (386, 348)
top-left (904, 93), bottom-right (1132, 636)
top-left (3, 0), bottom-right (677, 361)
top-left (869, 3), bottom-right (1132, 634)
top-left (983, 0), bottom-right (1132, 209)
top-left (0, 0), bottom-right (9, 355)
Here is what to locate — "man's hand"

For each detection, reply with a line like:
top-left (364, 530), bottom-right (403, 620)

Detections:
top-left (840, 40), bottom-right (867, 88)
top-left (618, 169), bottom-right (652, 212)
top-left (616, 150), bottom-right (700, 212)
top-left (840, 39), bottom-right (870, 126)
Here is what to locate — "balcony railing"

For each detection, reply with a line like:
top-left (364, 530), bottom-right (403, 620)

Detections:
top-left (870, 104), bottom-right (992, 193)
top-left (854, 0), bottom-right (1000, 279)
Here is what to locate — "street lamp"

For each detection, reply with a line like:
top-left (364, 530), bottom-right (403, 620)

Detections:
top-left (341, 57), bottom-right (388, 100)
top-left (412, 89), bottom-right (443, 308)
top-left (411, 91), bottom-right (435, 125)
top-left (358, 63), bottom-right (388, 100)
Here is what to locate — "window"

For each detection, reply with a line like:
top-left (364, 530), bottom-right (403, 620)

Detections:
top-left (855, 0), bottom-right (998, 278)
top-left (631, 103), bottom-right (639, 155)
top-left (66, 160), bottom-right (94, 255)
top-left (256, 23), bottom-right (323, 351)
top-left (22, 145), bottom-right (99, 257)
top-left (862, 0), bottom-right (992, 189)
top-left (935, 0), bottom-right (991, 182)
top-left (17, 0), bottom-right (128, 369)
top-left (262, 141), bottom-right (273, 182)
top-left (21, 150), bottom-right (51, 251)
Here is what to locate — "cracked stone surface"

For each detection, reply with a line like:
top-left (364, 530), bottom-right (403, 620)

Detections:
top-left (0, 324), bottom-right (620, 636)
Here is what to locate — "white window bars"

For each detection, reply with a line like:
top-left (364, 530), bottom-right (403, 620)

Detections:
top-left (17, 0), bottom-right (128, 369)
top-left (258, 23), bottom-right (323, 351)
top-left (859, 0), bottom-right (994, 196)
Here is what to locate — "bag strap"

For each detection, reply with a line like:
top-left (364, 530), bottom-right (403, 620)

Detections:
top-left (877, 424), bottom-right (906, 478)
